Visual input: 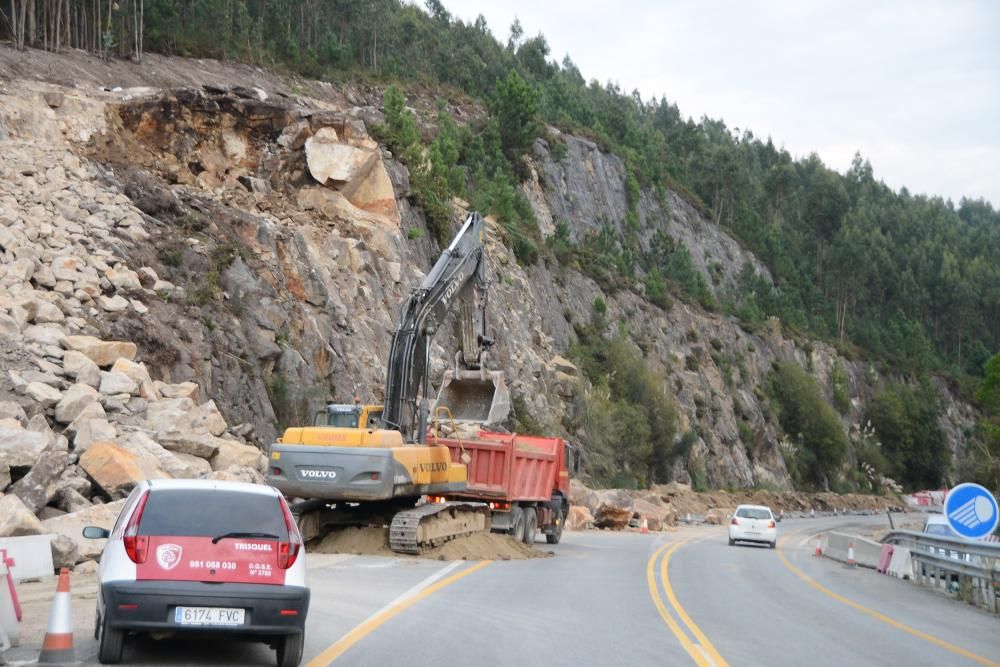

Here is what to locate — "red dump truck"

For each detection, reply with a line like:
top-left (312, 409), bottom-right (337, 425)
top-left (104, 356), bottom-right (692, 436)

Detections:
top-left (427, 431), bottom-right (578, 545)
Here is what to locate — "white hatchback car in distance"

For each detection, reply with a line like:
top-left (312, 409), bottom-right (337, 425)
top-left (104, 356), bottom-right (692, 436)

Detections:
top-left (729, 504), bottom-right (777, 548)
top-left (84, 479), bottom-right (308, 666)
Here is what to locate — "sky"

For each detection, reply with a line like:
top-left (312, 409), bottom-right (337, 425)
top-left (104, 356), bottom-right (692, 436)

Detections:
top-left (442, 0), bottom-right (1000, 207)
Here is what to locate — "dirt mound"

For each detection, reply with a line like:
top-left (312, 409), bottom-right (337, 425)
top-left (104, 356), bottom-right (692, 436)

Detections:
top-left (570, 480), bottom-right (905, 531)
top-left (309, 526), bottom-right (549, 561)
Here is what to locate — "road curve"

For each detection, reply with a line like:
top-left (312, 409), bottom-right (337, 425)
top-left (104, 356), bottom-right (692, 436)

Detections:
top-left (65, 516), bottom-right (1000, 667)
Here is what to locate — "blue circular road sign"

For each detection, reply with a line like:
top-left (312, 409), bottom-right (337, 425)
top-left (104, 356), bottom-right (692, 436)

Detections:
top-left (944, 483), bottom-right (1000, 540)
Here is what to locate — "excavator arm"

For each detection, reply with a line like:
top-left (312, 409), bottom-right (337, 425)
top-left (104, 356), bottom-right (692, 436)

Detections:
top-left (381, 212), bottom-right (507, 443)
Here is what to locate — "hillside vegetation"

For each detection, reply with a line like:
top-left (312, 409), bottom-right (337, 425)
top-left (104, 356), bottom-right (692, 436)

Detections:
top-left (2, 0), bottom-right (998, 491)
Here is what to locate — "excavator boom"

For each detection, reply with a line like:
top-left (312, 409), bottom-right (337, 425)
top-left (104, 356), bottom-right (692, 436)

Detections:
top-left (268, 211), bottom-right (507, 554)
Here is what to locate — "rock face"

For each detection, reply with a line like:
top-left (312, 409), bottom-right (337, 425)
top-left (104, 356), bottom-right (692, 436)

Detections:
top-left (0, 62), bottom-right (979, 579)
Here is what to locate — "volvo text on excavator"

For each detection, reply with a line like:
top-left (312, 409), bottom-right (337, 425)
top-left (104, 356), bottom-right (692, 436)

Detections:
top-left (267, 212), bottom-right (511, 554)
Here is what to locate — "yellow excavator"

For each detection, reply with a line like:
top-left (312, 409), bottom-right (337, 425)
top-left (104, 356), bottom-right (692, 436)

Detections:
top-left (267, 212), bottom-right (511, 553)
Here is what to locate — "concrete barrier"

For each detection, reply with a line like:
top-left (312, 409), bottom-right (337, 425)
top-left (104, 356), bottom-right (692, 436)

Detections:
top-left (0, 536), bottom-right (54, 582)
top-left (822, 532), bottom-right (883, 568)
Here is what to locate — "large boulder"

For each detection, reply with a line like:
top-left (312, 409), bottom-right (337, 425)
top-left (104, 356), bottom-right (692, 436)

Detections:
top-left (99, 371), bottom-right (138, 396)
top-left (54, 383), bottom-right (99, 424)
top-left (211, 439), bottom-right (264, 472)
top-left (593, 489), bottom-right (635, 530)
top-left (566, 505), bottom-right (595, 531)
top-left (634, 498), bottom-right (676, 531)
top-left (79, 440), bottom-right (169, 498)
top-left (305, 128), bottom-right (379, 185)
top-left (62, 335), bottom-right (137, 367)
top-left (10, 446), bottom-right (69, 513)
top-left (0, 402), bottom-right (27, 425)
top-left (569, 479), bottom-right (600, 514)
top-left (73, 418), bottom-right (117, 451)
top-left (25, 381), bottom-right (62, 408)
top-left (158, 433), bottom-right (220, 459)
top-left (50, 533), bottom-right (80, 569)
top-left (0, 424), bottom-right (48, 467)
top-left (111, 358), bottom-right (159, 400)
top-left (40, 499), bottom-right (127, 561)
top-left (62, 350), bottom-right (101, 387)
top-left (154, 381), bottom-right (198, 400)
top-left (117, 431), bottom-right (207, 479)
top-left (0, 493), bottom-right (44, 536)
top-left (146, 398), bottom-right (227, 440)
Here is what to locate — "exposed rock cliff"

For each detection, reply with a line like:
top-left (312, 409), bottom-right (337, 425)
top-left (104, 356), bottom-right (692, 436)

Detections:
top-left (0, 53), bottom-right (977, 510)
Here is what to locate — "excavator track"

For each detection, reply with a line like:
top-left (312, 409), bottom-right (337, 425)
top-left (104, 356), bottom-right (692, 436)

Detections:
top-left (389, 502), bottom-right (492, 555)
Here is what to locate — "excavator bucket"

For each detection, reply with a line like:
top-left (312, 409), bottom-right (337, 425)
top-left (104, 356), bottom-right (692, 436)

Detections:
top-left (434, 369), bottom-right (511, 424)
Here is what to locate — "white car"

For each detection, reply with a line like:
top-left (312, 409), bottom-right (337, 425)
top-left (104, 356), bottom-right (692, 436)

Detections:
top-left (84, 479), bottom-right (308, 666)
top-left (728, 504), bottom-right (777, 548)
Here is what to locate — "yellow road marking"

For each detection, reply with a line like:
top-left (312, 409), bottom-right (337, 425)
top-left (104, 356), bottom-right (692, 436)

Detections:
top-left (661, 540), bottom-right (730, 667)
top-left (776, 538), bottom-right (999, 667)
top-left (307, 560), bottom-right (492, 666)
top-left (647, 541), bottom-right (706, 666)
top-left (646, 540), bottom-right (729, 667)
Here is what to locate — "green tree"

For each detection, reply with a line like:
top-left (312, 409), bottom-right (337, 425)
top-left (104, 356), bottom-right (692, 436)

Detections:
top-left (769, 361), bottom-right (848, 488)
top-left (488, 70), bottom-right (542, 163)
top-left (868, 380), bottom-right (948, 490)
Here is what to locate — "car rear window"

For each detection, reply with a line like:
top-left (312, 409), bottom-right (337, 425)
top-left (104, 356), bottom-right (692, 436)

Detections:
top-left (138, 489), bottom-right (288, 539)
top-left (736, 508), bottom-right (772, 520)
top-left (925, 523), bottom-right (956, 537)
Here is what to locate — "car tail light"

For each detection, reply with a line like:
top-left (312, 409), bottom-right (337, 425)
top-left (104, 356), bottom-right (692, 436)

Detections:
top-left (277, 497), bottom-right (302, 570)
top-left (271, 467), bottom-right (283, 476)
top-left (123, 490), bottom-right (150, 564)
top-left (768, 520), bottom-right (776, 529)
top-left (730, 518), bottom-right (739, 526)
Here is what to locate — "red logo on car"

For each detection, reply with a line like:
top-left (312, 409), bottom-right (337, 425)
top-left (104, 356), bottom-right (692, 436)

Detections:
top-left (156, 543), bottom-right (183, 570)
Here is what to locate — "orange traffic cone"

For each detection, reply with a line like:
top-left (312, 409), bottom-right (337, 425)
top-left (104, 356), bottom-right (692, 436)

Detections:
top-left (640, 517), bottom-right (649, 534)
top-left (847, 541), bottom-right (856, 568)
top-left (813, 535), bottom-right (823, 557)
top-left (38, 568), bottom-right (74, 664)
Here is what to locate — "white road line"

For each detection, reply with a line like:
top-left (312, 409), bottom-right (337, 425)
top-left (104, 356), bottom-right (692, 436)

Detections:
top-left (362, 561), bottom-right (465, 621)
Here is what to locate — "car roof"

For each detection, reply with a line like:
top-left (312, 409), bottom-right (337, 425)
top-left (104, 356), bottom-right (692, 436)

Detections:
top-left (145, 478), bottom-right (281, 497)
top-left (924, 513), bottom-right (949, 525)
top-left (735, 504), bottom-right (772, 511)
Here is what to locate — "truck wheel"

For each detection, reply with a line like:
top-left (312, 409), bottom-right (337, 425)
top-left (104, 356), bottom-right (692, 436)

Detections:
top-left (523, 507), bottom-right (537, 545)
top-left (546, 509), bottom-right (565, 545)
top-left (509, 506), bottom-right (525, 540)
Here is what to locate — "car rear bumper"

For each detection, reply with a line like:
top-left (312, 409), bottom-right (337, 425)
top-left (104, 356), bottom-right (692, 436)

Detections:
top-left (101, 580), bottom-right (309, 635)
top-left (729, 528), bottom-right (777, 544)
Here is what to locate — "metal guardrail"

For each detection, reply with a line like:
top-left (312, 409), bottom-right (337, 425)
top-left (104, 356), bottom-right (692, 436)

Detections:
top-left (882, 530), bottom-right (1000, 613)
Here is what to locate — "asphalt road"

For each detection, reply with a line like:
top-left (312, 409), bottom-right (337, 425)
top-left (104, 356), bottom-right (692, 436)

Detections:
top-left (51, 516), bottom-right (1000, 667)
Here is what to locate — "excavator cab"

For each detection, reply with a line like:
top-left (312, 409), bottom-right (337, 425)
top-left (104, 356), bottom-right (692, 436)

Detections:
top-left (313, 403), bottom-right (383, 429)
top-left (433, 368), bottom-right (511, 424)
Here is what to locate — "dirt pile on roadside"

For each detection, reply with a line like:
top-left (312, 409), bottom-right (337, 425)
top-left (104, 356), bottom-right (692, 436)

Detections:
top-left (310, 526), bottom-right (548, 561)
top-left (569, 480), bottom-right (904, 531)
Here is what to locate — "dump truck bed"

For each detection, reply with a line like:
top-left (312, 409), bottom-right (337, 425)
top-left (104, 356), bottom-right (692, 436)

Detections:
top-left (432, 431), bottom-right (564, 502)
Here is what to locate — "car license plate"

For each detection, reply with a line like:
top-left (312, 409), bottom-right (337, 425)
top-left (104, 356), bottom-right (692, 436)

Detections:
top-left (174, 606), bottom-right (245, 626)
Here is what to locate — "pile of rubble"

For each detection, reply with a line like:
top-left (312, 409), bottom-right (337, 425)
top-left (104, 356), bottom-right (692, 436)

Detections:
top-left (568, 480), bottom-right (904, 532)
top-left (0, 135), bottom-right (265, 569)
